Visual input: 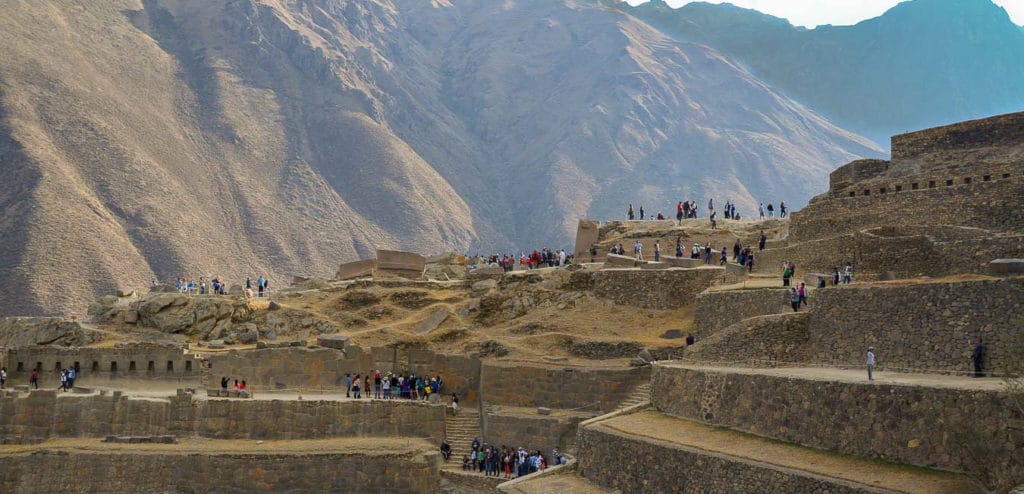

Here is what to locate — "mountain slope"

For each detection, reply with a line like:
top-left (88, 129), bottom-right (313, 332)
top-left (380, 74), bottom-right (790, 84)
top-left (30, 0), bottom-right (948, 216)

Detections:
top-left (0, 0), bottom-right (880, 316)
top-left (627, 0), bottom-right (1024, 145)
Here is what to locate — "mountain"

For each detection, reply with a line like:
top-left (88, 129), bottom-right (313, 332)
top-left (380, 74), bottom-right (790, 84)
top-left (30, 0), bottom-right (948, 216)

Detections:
top-left (626, 0), bottom-right (1024, 145)
top-left (0, 0), bottom-right (880, 316)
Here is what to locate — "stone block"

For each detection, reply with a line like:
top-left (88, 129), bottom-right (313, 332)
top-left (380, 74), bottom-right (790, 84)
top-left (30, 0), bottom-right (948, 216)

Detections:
top-left (375, 249), bottom-right (426, 278)
top-left (640, 261), bottom-right (669, 270)
top-left (412, 309), bottom-right (450, 335)
top-left (660, 329), bottom-right (683, 339)
top-left (990, 259), bottom-right (1024, 275)
top-left (337, 258), bottom-right (376, 280)
top-left (116, 288), bottom-right (136, 298)
top-left (537, 407), bottom-right (551, 416)
top-left (471, 279), bottom-right (498, 294)
top-left (604, 253), bottom-right (637, 268)
top-left (662, 257), bottom-right (701, 268)
top-left (209, 340), bottom-right (226, 349)
top-left (123, 310), bottom-right (138, 324)
top-left (573, 219), bottom-right (601, 260)
top-left (317, 334), bottom-right (349, 350)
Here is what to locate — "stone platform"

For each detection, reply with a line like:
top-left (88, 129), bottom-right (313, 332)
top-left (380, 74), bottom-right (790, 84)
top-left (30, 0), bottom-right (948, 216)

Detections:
top-left (0, 437), bottom-right (439, 493)
top-left (577, 408), bottom-right (976, 494)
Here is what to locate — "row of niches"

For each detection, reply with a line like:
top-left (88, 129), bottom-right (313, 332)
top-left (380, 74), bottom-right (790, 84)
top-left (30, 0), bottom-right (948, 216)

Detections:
top-left (10, 359), bottom-right (194, 374)
top-left (843, 170), bottom-right (1018, 197)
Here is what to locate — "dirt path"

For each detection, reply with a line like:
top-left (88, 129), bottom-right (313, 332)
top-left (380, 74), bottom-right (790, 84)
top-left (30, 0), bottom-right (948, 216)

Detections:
top-left (665, 364), bottom-right (1007, 390)
top-left (599, 411), bottom-right (975, 494)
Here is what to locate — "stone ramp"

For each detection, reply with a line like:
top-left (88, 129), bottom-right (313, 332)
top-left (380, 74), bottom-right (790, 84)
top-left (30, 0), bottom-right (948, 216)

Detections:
top-left (579, 410), bottom-right (977, 494)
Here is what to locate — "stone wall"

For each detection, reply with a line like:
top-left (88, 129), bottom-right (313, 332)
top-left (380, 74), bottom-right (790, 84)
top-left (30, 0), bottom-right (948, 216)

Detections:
top-left (792, 177), bottom-right (1024, 244)
top-left (481, 362), bottom-right (649, 412)
top-left (0, 448), bottom-right (440, 493)
top-left (806, 278), bottom-right (1024, 374)
top-left (1, 344), bottom-right (199, 386)
top-left (576, 422), bottom-right (870, 494)
top-left (0, 391), bottom-right (445, 443)
top-left (483, 408), bottom-right (589, 454)
top-left (651, 365), bottom-right (1023, 488)
top-left (890, 111), bottom-right (1024, 162)
top-left (573, 219), bottom-right (600, 260)
top-left (591, 268), bottom-right (722, 310)
top-left (693, 289), bottom-right (791, 335)
top-left (683, 313), bottom-right (810, 365)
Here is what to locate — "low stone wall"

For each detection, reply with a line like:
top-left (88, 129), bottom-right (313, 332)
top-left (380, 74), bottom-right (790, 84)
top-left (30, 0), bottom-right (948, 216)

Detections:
top-left (576, 422), bottom-right (869, 494)
top-left (2, 344), bottom-right (199, 387)
top-left (0, 448), bottom-right (440, 493)
top-left (806, 277), bottom-right (1024, 374)
top-left (651, 365), bottom-right (1023, 487)
top-left (591, 268), bottom-right (721, 310)
top-left (0, 391), bottom-right (446, 443)
top-left (693, 289), bottom-right (791, 335)
top-left (481, 362), bottom-right (648, 412)
top-left (483, 408), bottom-right (589, 454)
top-left (683, 313), bottom-right (810, 365)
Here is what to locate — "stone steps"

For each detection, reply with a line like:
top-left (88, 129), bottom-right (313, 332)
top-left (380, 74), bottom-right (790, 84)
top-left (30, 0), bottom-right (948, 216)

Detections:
top-left (615, 381), bottom-right (650, 410)
top-left (578, 409), bottom-right (977, 494)
top-left (443, 408), bottom-right (481, 470)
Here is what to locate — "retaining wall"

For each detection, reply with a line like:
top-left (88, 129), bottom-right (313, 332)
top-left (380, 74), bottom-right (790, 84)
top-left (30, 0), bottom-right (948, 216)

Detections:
top-left (483, 408), bottom-right (588, 454)
top-left (1, 344), bottom-right (198, 387)
top-left (683, 313), bottom-right (810, 365)
top-left (651, 365), bottom-right (1023, 488)
top-left (693, 288), bottom-right (791, 335)
top-left (481, 362), bottom-right (648, 412)
top-left (591, 268), bottom-right (721, 310)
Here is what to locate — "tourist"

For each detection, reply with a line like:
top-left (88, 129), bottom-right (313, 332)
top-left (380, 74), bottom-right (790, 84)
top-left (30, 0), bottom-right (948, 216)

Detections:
top-left (451, 393), bottom-right (459, 415)
top-left (782, 262), bottom-right (792, 286)
top-left (710, 210), bottom-right (717, 229)
top-left (232, 379), bottom-right (239, 393)
top-left (676, 201), bottom-right (684, 225)
top-left (866, 346), bottom-right (876, 381)
top-left (780, 201), bottom-right (787, 218)
top-left (789, 288), bottom-right (801, 312)
top-left (246, 277), bottom-right (252, 290)
top-left (374, 371), bottom-right (382, 399)
top-left (257, 276), bottom-right (266, 297)
top-left (654, 241), bottom-right (661, 262)
top-left (462, 454), bottom-right (472, 471)
top-left (0, 367), bottom-right (6, 389)
top-left (29, 369), bottom-right (38, 389)
top-left (817, 276), bottom-right (826, 288)
top-left (58, 369), bottom-right (68, 392)
top-left (639, 205), bottom-right (645, 220)
top-left (221, 376), bottom-right (229, 394)
top-left (708, 198), bottom-right (714, 212)
top-left (364, 374), bottom-right (371, 398)
top-left (66, 366), bottom-right (76, 389)
top-left (746, 252), bottom-right (754, 273)
top-left (759, 203), bottom-right (765, 219)
top-left (352, 374), bottom-right (361, 398)
top-left (798, 282), bottom-right (807, 306)
top-left (832, 267), bottom-right (841, 286)
top-left (703, 244), bottom-right (713, 264)
top-left (441, 438), bottom-right (452, 461)
top-left (685, 333), bottom-right (695, 346)
top-left (627, 204), bottom-right (634, 220)
top-left (767, 203), bottom-right (774, 217)
top-left (634, 240), bottom-right (643, 261)
top-left (759, 230), bottom-right (766, 251)
top-left (972, 339), bottom-right (986, 378)
top-left (382, 374), bottom-right (391, 399)
top-left (733, 241), bottom-right (741, 261)
top-left (239, 380), bottom-right (249, 397)
top-left (843, 262), bottom-right (854, 284)
top-left (345, 373), bottom-right (352, 398)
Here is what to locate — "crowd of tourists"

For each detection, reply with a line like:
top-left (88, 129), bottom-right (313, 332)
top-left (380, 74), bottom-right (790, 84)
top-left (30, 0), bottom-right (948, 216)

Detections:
top-left (469, 249), bottom-right (573, 272)
top-left (625, 199), bottom-right (787, 224)
top-left (344, 371), bottom-right (443, 400)
top-left (440, 437), bottom-right (566, 479)
top-left (168, 275), bottom-right (272, 298)
top-left (219, 376), bottom-right (250, 397)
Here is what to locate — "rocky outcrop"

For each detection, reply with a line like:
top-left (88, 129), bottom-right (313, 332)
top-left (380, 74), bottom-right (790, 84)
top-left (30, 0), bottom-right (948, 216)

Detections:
top-left (0, 318), bottom-right (103, 347)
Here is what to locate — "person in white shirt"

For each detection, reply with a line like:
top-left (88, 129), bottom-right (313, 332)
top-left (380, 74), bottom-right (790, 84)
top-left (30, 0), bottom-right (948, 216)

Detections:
top-left (634, 240), bottom-right (643, 261)
top-left (866, 346), bottom-right (876, 381)
top-left (558, 249), bottom-right (566, 266)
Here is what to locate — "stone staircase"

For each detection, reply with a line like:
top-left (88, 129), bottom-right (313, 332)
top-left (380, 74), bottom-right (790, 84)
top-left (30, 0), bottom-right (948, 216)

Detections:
top-left (615, 380), bottom-right (651, 410)
top-left (442, 407), bottom-right (481, 470)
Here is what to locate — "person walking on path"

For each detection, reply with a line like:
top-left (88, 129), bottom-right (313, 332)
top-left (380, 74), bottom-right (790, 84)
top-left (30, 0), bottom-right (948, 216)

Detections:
top-left (634, 240), bottom-right (643, 261)
top-left (30, 369), bottom-right (38, 389)
top-left (767, 203), bottom-right (774, 217)
top-left (759, 203), bottom-right (765, 219)
top-left (972, 339), bottom-right (986, 377)
top-left (345, 373), bottom-right (352, 398)
top-left (759, 230), bottom-right (767, 251)
top-left (627, 204), bottom-right (635, 220)
top-left (782, 262), bottom-right (792, 287)
top-left (866, 347), bottom-right (876, 381)
top-left (798, 282), bottom-right (807, 306)
top-left (789, 288), bottom-right (801, 312)
top-left (654, 241), bottom-right (661, 262)
top-left (676, 201), bottom-right (684, 225)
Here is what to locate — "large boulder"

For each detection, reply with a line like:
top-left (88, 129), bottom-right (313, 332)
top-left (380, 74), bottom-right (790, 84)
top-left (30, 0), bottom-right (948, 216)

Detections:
top-left (133, 294), bottom-right (240, 337)
top-left (0, 318), bottom-right (103, 347)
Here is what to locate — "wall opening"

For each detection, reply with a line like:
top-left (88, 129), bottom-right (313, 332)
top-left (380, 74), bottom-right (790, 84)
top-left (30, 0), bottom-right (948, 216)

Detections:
top-left (863, 189), bottom-right (870, 196)
top-left (129, 361), bottom-right (136, 371)
top-left (1004, 173), bottom-right (1011, 179)
top-left (912, 183), bottom-right (919, 190)
top-left (92, 361), bottom-right (99, 372)
top-left (167, 361), bottom-right (174, 372)
top-left (928, 180), bottom-right (936, 188)
top-left (879, 187), bottom-right (887, 194)
top-left (36, 362), bottom-right (42, 372)
top-left (983, 175), bottom-right (991, 181)
top-left (848, 191), bottom-right (856, 197)
top-left (895, 185), bottom-right (903, 192)
top-left (55, 361), bottom-right (61, 371)
top-left (964, 177), bottom-right (972, 184)
top-left (73, 362), bottom-right (80, 372)
top-left (945, 179), bottom-right (953, 186)
top-left (147, 361), bottom-right (155, 372)
top-left (16, 362), bottom-right (24, 372)
top-left (185, 361), bottom-right (192, 372)
top-left (111, 362), bottom-right (118, 372)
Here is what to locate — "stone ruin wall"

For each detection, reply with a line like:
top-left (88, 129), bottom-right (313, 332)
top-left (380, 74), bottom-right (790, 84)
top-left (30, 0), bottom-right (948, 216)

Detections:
top-left (792, 175), bottom-right (1024, 244)
top-left (683, 313), bottom-right (811, 366)
top-left (0, 390), bottom-right (446, 444)
top-left (0, 449), bottom-right (440, 494)
top-left (889, 111), bottom-right (1024, 163)
top-left (481, 362), bottom-right (649, 411)
top-left (689, 278), bottom-right (1023, 374)
top-left (576, 423), bottom-right (870, 494)
top-left (650, 365), bottom-right (1023, 487)
top-left (483, 410), bottom-right (587, 456)
top-left (590, 268), bottom-right (722, 310)
top-left (0, 344), bottom-right (199, 387)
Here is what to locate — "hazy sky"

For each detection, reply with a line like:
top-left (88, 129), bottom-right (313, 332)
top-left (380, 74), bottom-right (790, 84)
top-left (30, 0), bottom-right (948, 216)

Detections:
top-left (625, 0), bottom-right (1024, 28)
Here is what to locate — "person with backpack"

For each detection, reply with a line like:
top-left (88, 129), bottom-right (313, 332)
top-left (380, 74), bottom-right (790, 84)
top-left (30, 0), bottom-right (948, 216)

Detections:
top-left (782, 262), bottom-right (792, 286)
top-left (790, 288), bottom-right (801, 312)
top-left (767, 203), bottom-right (774, 217)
